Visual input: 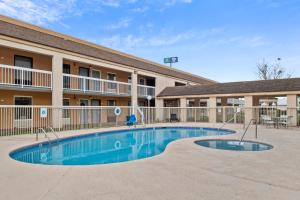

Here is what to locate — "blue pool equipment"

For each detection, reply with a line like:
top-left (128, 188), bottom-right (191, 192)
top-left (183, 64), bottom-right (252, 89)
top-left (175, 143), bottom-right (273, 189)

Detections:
top-left (125, 115), bottom-right (137, 126)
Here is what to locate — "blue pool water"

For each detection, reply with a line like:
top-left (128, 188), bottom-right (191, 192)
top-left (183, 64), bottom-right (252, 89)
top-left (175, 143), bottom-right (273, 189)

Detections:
top-left (195, 139), bottom-right (273, 151)
top-left (10, 127), bottom-right (234, 165)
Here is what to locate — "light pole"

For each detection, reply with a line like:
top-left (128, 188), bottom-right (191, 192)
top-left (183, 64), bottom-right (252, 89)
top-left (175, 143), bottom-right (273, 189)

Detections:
top-left (147, 95), bottom-right (152, 124)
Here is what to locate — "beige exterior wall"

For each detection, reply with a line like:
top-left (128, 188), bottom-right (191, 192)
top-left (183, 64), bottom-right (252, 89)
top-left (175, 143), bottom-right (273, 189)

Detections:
top-left (63, 60), bottom-right (131, 83)
top-left (0, 46), bottom-right (52, 71)
top-left (155, 76), bottom-right (176, 95)
top-left (0, 90), bottom-right (52, 105)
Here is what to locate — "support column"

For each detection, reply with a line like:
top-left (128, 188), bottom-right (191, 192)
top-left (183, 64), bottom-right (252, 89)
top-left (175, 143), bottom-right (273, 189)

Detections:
top-left (131, 71), bottom-right (138, 115)
top-left (155, 98), bottom-right (164, 122)
top-left (244, 95), bottom-right (254, 125)
top-left (180, 98), bottom-right (187, 122)
top-left (52, 54), bottom-right (63, 128)
top-left (209, 97), bottom-right (217, 123)
top-left (221, 97), bottom-right (227, 123)
top-left (287, 94), bottom-right (297, 126)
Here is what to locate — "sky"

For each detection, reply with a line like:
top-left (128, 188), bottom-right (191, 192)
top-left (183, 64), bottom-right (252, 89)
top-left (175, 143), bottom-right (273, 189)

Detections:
top-left (0, 0), bottom-right (300, 82)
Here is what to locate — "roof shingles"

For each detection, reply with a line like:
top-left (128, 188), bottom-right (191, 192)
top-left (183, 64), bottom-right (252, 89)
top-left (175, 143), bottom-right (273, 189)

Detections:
top-left (158, 78), bottom-right (300, 97)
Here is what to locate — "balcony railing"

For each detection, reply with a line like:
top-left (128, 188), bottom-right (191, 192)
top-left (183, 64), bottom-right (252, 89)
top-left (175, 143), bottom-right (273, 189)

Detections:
top-left (138, 85), bottom-right (155, 98)
top-left (0, 64), bottom-right (52, 89)
top-left (63, 74), bottom-right (131, 96)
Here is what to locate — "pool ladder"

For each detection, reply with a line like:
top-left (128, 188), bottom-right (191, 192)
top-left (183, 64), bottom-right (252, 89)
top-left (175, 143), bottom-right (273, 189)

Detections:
top-left (240, 119), bottom-right (258, 143)
top-left (36, 127), bottom-right (60, 144)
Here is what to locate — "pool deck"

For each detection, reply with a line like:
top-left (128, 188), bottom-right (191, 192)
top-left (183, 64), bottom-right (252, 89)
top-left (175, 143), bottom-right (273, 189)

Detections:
top-left (0, 123), bottom-right (300, 200)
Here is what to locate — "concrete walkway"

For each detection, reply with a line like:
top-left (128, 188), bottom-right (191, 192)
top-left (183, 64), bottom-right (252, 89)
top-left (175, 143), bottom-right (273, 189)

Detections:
top-left (0, 123), bottom-right (299, 200)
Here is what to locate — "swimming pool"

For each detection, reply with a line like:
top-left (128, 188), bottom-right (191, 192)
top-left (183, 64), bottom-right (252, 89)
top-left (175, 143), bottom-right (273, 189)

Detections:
top-left (195, 139), bottom-right (273, 151)
top-left (10, 127), bottom-right (234, 165)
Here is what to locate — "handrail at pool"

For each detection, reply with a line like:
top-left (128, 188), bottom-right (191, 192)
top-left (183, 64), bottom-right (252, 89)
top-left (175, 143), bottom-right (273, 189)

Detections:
top-left (240, 119), bottom-right (257, 143)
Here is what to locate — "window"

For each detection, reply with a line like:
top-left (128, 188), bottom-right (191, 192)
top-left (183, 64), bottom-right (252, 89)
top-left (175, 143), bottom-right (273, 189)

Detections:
top-left (107, 73), bottom-right (116, 81)
top-left (14, 55), bottom-right (33, 85)
top-left (175, 82), bottom-right (186, 87)
top-left (107, 73), bottom-right (117, 91)
top-left (139, 78), bottom-right (145, 85)
top-left (128, 76), bottom-right (132, 94)
top-left (63, 99), bottom-right (70, 118)
top-left (91, 70), bottom-right (101, 91)
top-left (80, 99), bottom-right (89, 106)
top-left (108, 100), bottom-right (116, 106)
top-left (63, 99), bottom-right (70, 106)
top-left (63, 64), bottom-right (71, 74)
top-left (91, 99), bottom-right (101, 106)
top-left (63, 64), bottom-right (71, 89)
top-left (14, 97), bottom-right (32, 119)
top-left (107, 100), bottom-right (116, 122)
top-left (79, 67), bottom-right (89, 90)
top-left (128, 76), bottom-right (132, 83)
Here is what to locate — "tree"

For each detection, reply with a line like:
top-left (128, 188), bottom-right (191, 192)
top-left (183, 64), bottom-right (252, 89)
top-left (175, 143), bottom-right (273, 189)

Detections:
top-left (257, 58), bottom-right (292, 80)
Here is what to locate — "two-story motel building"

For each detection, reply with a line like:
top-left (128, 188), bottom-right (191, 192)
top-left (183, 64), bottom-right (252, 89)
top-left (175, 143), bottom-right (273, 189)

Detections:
top-left (0, 16), bottom-right (215, 113)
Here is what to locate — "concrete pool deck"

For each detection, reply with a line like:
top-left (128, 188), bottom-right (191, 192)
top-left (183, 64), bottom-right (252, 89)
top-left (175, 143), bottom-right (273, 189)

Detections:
top-left (0, 123), bottom-right (299, 200)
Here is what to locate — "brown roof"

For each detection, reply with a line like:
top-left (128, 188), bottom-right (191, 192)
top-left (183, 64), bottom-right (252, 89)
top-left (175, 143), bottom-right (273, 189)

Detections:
top-left (158, 78), bottom-right (300, 97)
top-left (0, 16), bottom-right (215, 85)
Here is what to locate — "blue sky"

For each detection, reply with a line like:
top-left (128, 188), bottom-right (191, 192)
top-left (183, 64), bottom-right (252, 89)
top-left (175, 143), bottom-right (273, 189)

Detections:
top-left (1, 0), bottom-right (300, 82)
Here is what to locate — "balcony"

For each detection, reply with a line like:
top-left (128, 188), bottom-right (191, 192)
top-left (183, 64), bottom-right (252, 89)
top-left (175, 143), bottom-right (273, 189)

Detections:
top-left (138, 85), bottom-right (155, 98)
top-left (0, 64), bottom-right (52, 90)
top-left (63, 74), bottom-right (131, 96)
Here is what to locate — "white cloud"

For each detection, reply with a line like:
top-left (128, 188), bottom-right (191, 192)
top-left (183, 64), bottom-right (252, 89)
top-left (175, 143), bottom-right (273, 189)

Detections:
top-left (104, 18), bottom-right (132, 30)
top-left (0, 0), bottom-right (75, 25)
top-left (96, 28), bottom-right (266, 51)
top-left (0, 0), bottom-right (194, 26)
top-left (100, 0), bottom-right (120, 7)
top-left (131, 6), bottom-right (149, 13)
top-left (98, 29), bottom-right (212, 50)
top-left (165, 0), bottom-right (193, 6)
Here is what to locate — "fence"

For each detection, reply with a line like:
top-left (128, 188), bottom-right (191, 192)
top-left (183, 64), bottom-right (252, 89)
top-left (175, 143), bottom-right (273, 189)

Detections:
top-left (0, 106), bottom-right (299, 136)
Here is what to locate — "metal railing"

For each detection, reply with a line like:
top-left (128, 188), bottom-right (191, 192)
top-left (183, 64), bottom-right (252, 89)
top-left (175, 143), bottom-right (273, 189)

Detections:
top-left (138, 85), bottom-right (155, 98)
top-left (63, 74), bottom-right (131, 96)
top-left (240, 119), bottom-right (258, 142)
top-left (0, 106), bottom-right (299, 136)
top-left (0, 64), bottom-right (52, 89)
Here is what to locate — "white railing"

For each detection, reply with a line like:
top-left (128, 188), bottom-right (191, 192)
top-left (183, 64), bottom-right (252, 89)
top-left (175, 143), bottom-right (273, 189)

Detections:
top-left (138, 85), bottom-right (155, 98)
top-left (0, 64), bottom-right (52, 89)
top-left (0, 106), bottom-right (299, 136)
top-left (63, 74), bottom-right (131, 96)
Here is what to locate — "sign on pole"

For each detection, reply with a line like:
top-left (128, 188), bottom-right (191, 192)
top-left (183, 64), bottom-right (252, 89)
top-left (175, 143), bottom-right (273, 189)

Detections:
top-left (164, 57), bottom-right (178, 67)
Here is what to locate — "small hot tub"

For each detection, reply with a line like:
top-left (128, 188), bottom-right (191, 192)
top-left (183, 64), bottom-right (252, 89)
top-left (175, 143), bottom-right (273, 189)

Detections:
top-left (195, 139), bottom-right (273, 151)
